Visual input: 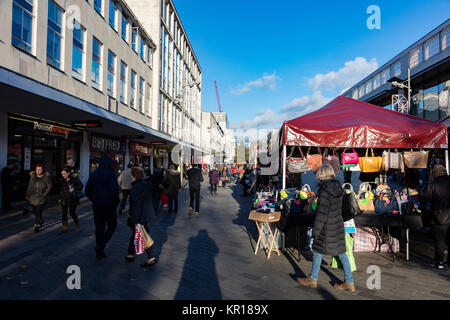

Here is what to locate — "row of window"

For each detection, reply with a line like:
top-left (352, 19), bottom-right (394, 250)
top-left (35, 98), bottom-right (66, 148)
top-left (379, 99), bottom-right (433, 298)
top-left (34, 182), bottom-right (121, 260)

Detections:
top-left (12, 0), bottom-right (151, 115)
top-left (352, 61), bottom-right (400, 99)
top-left (12, 0), bottom-right (153, 68)
top-left (409, 26), bottom-right (449, 69)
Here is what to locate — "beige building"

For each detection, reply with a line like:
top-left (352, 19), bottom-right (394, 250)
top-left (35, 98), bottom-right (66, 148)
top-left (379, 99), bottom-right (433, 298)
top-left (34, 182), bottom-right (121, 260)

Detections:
top-left (0, 0), bottom-right (202, 207)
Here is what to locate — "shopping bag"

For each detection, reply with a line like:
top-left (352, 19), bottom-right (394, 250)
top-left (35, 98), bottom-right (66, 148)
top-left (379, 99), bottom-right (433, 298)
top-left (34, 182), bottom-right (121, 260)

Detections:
top-left (403, 150), bottom-right (429, 169)
top-left (306, 147), bottom-right (323, 172)
top-left (287, 146), bottom-right (309, 173)
top-left (359, 148), bottom-right (382, 173)
top-left (161, 192), bottom-right (169, 207)
top-left (322, 148), bottom-right (341, 174)
top-left (341, 148), bottom-right (359, 166)
top-left (219, 180), bottom-right (222, 187)
top-left (134, 224), bottom-right (145, 255)
top-left (331, 235), bottom-right (356, 272)
top-left (141, 225), bottom-right (154, 250)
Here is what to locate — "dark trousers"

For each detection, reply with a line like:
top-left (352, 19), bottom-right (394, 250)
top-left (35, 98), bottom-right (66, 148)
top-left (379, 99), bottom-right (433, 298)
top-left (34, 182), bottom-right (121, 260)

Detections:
top-left (1, 188), bottom-right (12, 210)
top-left (31, 204), bottom-right (44, 225)
top-left (152, 193), bottom-right (161, 214)
top-left (432, 224), bottom-right (450, 263)
top-left (210, 184), bottom-right (217, 194)
top-left (93, 209), bottom-right (117, 250)
top-left (168, 194), bottom-right (178, 213)
top-left (189, 188), bottom-right (200, 212)
top-left (128, 223), bottom-right (154, 258)
top-left (61, 203), bottom-right (78, 222)
top-left (120, 189), bottom-right (131, 209)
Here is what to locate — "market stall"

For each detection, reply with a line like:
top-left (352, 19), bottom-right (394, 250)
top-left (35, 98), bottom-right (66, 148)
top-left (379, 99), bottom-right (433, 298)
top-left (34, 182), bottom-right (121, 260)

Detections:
top-left (276, 96), bottom-right (448, 260)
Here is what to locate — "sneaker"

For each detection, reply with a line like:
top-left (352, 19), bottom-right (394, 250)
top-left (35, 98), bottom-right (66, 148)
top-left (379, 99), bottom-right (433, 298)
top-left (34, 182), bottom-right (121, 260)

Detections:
top-left (188, 207), bottom-right (193, 216)
top-left (195, 212), bottom-right (200, 217)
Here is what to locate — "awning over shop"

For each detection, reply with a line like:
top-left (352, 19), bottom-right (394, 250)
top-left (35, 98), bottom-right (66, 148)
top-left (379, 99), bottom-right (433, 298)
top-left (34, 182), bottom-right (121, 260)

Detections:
top-left (282, 96), bottom-right (448, 149)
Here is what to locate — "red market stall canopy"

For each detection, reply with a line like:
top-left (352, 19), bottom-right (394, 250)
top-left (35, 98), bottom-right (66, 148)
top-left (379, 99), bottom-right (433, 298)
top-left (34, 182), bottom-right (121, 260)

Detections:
top-left (282, 96), bottom-right (448, 149)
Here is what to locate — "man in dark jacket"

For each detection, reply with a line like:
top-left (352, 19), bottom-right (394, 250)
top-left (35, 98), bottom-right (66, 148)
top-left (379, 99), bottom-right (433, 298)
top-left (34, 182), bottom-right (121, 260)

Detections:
top-left (85, 156), bottom-right (120, 260)
top-left (1, 160), bottom-right (17, 211)
top-left (187, 164), bottom-right (203, 217)
top-left (149, 167), bottom-right (170, 215)
top-left (297, 164), bottom-right (355, 292)
top-left (165, 164), bottom-right (181, 213)
top-left (424, 164), bottom-right (450, 269)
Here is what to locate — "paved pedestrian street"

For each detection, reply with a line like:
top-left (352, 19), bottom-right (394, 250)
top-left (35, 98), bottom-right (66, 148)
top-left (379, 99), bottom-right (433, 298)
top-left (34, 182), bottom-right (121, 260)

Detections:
top-left (0, 180), bottom-right (449, 300)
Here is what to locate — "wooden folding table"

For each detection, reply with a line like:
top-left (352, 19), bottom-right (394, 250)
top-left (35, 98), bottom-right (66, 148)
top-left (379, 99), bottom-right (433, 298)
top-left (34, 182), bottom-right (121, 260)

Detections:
top-left (248, 210), bottom-right (281, 259)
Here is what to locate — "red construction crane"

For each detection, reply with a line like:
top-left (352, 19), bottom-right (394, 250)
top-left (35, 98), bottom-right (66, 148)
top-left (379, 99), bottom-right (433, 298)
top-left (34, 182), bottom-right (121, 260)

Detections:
top-left (214, 80), bottom-right (223, 112)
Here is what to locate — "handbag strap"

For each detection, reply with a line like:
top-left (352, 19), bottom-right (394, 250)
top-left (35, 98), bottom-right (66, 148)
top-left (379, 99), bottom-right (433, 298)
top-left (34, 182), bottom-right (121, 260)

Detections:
top-left (307, 147), bottom-right (311, 156)
top-left (365, 148), bottom-right (369, 157)
top-left (298, 146), bottom-right (306, 159)
top-left (371, 148), bottom-right (375, 157)
top-left (318, 147), bottom-right (322, 156)
top-left (287, 146), bottom-right (295, 160)
top-left (342, 183), bottom-right (354, 193)
top-left (359, 182), bottom-right (372, 193)
top-left (323, 148), bottom-right (328, 157)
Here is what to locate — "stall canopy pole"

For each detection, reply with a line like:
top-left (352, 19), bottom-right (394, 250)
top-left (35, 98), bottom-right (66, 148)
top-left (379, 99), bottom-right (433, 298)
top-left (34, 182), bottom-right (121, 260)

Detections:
top-left (446, 149), bottom-right (449, 175)
top-left (282, 145), bottom-right (286, 190)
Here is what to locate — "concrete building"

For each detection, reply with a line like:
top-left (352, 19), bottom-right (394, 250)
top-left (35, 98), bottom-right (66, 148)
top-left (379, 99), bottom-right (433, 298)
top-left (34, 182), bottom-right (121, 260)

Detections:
top-left (201, 111), bottom-right (224, 165)
top-left (126, 0), bottom-right (203, 163)
top-left (342, 20), bottom-right (450, 122)
top-left (0, 0), bottom-right (202, 208)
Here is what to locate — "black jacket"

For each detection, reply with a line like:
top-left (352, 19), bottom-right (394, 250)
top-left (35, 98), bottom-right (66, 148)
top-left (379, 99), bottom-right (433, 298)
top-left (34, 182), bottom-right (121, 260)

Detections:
top-left (129, 179), bottom-right (153, 225)
top-left (85, 156), bottom-right (120, 212)
top-left (187, 167), bottom-right (203, 190)
top-left (165, 170), bottom-right (181, 197)
top-left (150, 169), bottom-right (170, 194)
top-left (59, 176), bottom-right (83, 206)
top-left (312, 179), bottom-right (346, 256)
top-left (424, 175), bottom-right (450, 225)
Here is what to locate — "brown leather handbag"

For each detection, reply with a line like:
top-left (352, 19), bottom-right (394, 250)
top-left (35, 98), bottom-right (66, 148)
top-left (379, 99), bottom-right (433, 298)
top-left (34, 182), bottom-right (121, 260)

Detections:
top-left (322, 148), bottom-right (340, 174)
top-left (403, 150), bottom-right (429, 169)
top-left (306, 147), bottom-right (323, 172)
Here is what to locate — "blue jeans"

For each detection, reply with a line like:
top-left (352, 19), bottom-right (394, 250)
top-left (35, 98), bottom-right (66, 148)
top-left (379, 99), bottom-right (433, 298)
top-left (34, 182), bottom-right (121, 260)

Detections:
top-left (310, 251), bottom-right (354, 285)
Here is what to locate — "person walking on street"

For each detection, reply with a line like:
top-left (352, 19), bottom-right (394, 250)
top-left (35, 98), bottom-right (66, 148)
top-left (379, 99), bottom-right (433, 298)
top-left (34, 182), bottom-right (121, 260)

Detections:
top-left (424, 164), bottom-right (450, 269)
top-left (66, 159), bottom-right (80, 179)
top-left (297, 164), bottom-right (355, 292)
top-left (118, 163), bottom-right (133, 215)
top-left (165, 164), bottom-right (181, 214)
top-left (1, 160), bottom-right (17, 211)
top-left (58, 167), bottom-right (83, 234)
top-left (232, 164), bottom-right (238, 181)
top-left (187, 164), bottom-right (203, 217)
top-left (209, 166), bottom-right (219, 195)
top-left (26, 164), bottom-right (52, 233)
top-left (125, 167), bottom-right (158, 267)
top-left (149, 167), bottom-right (170, 215)
top-left (85, 156), bottom-right (120, 260)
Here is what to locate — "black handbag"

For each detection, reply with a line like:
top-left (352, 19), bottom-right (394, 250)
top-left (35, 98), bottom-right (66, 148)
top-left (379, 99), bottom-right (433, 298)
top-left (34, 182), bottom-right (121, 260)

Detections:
top-left (342, 183), bottom-right (362, 221)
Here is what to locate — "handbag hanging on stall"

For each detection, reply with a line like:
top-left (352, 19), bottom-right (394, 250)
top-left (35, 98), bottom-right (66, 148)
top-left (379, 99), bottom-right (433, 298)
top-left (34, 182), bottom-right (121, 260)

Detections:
top-left (287, 146), bottom-right (309, 174)
top-left (341, 148), bottom-right (360, 168)
top-left (357, 182), bottom-right (375, 212)
top-left (403, 150), bottom-right (429, 169)
top-left (306, 147), bottom-right (323, 172)
top-left (342, 183), bottom-right (362, 221)
top-left (382, 149), bottom-right (405, 172)
top-left (374, 190), bottom-right (400, 216)
top-left (322, 148), bottom-right (341, 174)
top-left (359, 148), bottom-right (383, 173)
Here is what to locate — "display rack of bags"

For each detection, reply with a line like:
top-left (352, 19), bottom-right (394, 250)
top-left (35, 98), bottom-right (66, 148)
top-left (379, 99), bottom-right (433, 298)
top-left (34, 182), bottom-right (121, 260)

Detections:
top-left (403, 150), bottom-right (429, 169)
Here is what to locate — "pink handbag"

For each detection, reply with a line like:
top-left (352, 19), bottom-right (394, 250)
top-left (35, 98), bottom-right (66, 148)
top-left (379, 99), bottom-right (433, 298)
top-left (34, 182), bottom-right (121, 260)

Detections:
top-left (341, 148), bottom-right (359, 165)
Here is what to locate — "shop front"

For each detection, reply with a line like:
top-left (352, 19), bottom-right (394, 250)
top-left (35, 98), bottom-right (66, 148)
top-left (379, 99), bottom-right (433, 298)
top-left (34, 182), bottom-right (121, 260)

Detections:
top-left (129, 141), bottom-right (153, 169)
top-left (7, 114), bottom-right (83, 200)
top-left (90, 132), bottom-right (126, 175)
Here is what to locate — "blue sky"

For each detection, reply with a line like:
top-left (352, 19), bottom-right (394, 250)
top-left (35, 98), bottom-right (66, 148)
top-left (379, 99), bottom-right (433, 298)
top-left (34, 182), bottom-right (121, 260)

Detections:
top-left (173, 0), bottom-right (449, 136)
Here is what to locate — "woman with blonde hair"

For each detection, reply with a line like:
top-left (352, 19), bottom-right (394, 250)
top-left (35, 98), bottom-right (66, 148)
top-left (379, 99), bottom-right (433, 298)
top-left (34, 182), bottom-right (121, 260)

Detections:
top-left (297, 164), bottom-right (355, 292)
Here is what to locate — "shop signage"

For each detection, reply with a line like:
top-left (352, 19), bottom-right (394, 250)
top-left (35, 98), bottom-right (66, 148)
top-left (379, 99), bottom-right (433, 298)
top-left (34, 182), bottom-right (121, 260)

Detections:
top-left (129, 141), bottom-right (152, 156)
top-left (156, 148), bottom-right (169, 157)
top-left (151, 141), bottom-right (167, 145)
top-left (72, 120), bottom-right (102, 128)
top-left (90, 133), bottom-right (125, 154)
top-left (33, 121), bottom-right (70, 139)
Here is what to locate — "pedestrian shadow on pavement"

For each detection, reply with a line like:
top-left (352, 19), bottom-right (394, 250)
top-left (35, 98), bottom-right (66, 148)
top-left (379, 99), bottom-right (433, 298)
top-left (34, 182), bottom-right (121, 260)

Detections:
top-left (174, 229), bottom-right (221, 300)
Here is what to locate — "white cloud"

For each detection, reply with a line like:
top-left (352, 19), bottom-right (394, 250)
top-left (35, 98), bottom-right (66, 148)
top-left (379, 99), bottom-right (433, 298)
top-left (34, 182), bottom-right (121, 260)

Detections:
top-left (308, 57), bottom-right (378, 92)
top-left (281, 91), bottom-right (332, 116)
top-left (230, 72), bottom-right (281, 95)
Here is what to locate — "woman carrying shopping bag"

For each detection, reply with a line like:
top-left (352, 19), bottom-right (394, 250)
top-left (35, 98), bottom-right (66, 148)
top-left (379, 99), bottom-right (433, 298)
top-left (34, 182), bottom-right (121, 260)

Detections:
top-left (297, 164), bottom-right (355, 292)
top-left (125, 166), bottom-right (158, 267)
